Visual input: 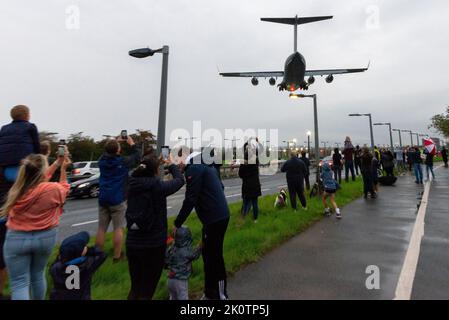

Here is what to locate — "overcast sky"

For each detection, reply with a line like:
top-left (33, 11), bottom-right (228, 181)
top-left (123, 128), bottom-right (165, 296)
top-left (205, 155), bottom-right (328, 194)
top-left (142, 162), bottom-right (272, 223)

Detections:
top-left (1, 0), bottom-right (448, 148)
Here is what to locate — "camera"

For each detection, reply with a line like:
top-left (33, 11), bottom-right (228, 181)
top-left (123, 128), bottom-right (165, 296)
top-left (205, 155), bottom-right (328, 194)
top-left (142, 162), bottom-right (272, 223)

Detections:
top-left (161, 146), bottom-right (170, 160)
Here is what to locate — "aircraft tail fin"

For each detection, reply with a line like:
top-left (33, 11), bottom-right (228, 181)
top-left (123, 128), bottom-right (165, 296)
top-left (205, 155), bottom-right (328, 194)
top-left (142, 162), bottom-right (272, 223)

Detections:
top-left (260, 16), bottom-right (333, 25)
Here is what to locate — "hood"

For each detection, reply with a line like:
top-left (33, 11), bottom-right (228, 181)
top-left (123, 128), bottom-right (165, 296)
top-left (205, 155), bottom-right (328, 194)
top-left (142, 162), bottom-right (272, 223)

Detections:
top-left (99, 153), bottom-right (122, 168)
top-left (128, 176), bottom-right (158, 192)
top-left (322, 162), bottom-right (332, 172)
top-left (174, 226), bottom-right (193, 248)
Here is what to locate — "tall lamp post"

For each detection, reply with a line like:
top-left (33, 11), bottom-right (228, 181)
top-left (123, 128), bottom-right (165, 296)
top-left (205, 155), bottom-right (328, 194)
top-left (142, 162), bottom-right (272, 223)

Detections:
top-left (402, 130), bottom-right (413, 146)
top-left (289, 93), bottom-right (320, 186)
top-left (373, 122), bottom-right (394, 150)
top-left (411, 132), bottom-right (419, 146)
top-left (306, 130), bottom-right (311, 157)
top-left (129, 45), bottom-right (169, 154)
top-left (348, 113), bottom-right (375, 150)
top-left (392, 129), bottom-right (403, 148)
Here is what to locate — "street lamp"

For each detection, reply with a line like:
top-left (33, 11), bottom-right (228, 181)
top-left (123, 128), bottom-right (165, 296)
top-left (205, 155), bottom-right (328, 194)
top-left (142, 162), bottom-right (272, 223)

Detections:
top-left (411, 132), bottom-right (419, 146)
top-left (129, 45), bottom-right (169, 154)
top-left (289, 93), bottom-right (320, 187)
top-left (348, 113), bottom-right (375, 149)
top-left (373, 122), bottom-right (394, 150)
top-left (306, 130), bottom-right (311, 157)
top-left (392, 129), bottom-right (403, 148)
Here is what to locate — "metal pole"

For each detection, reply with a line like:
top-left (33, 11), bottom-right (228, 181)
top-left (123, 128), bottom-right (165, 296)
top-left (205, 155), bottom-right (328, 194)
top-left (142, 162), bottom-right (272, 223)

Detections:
top-left (368, 114), bottom-right (375, 150)
top-left (410, 132), bottom-right (413, 146)
top-left (313, 95), bottom-right (320, 190)
top-left (388, 123), bottom-right (394, 150)
top-left (156, 45), bottom-right (169, 155)
top-left (307, 135), bottom-right (310, 157)
top-left (397, 130), bottom-right (402, 148)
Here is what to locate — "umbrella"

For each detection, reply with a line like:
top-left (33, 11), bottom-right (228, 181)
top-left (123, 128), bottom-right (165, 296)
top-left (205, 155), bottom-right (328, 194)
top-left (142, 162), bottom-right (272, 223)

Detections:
top-left (423, 138), bottom-right (436, 155)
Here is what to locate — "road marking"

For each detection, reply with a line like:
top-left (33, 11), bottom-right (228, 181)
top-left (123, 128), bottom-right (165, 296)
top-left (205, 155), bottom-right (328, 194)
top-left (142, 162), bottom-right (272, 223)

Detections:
top-left (167, 206), bottom-right (172, 209)
top-left (261, 188), bottom-right (270, 192)
top-left (72, 220), bottom-right (98, 227)
top-left (394, 165), bottom-right (441, 300)
top-left (226, 194), bottom-right (240, 198)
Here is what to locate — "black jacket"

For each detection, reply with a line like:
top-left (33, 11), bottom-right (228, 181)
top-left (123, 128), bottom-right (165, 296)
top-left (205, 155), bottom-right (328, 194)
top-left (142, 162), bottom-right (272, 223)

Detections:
top-left (425, 153), bottom-right (434, 166)
top-left (126, 164), bottom-right (185, 249)
top-left (281, 157), bottom-right (307, 183)
top-left (49, 247), bottom-right (106, 300)
top-left (299, 156), bottom-right (311, 175)
top-left (332, 153), bottom-right (343, 169)
top-left (238, 164), bottom-right (261, 199)
top-left (0, 120), bottom-right (40, 167)
top-left (175, 163), bottom-right (230, 228)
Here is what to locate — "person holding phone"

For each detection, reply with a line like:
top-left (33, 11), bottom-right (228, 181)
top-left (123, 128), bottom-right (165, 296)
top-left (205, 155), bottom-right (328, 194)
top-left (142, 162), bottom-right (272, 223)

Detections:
top-left (96, 135), bottom-right (140, 263)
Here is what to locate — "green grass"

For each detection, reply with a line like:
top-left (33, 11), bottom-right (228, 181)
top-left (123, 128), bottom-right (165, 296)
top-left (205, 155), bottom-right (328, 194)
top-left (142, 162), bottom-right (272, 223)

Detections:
top-left (5, 178), bottom-right (364, 299)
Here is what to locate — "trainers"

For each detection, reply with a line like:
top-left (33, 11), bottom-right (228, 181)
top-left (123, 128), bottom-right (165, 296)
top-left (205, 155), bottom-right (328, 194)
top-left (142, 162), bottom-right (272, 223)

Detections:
top-left (336, 209), bottom-right (342, 219)
top-left (324, 208), bottom-right (331, 217)
top-left (302, 207), bottom-right (308, 211)
top-left (254, 220), bottom-right (258, 224)
top-left (113, 252), bottom-right (126, 264)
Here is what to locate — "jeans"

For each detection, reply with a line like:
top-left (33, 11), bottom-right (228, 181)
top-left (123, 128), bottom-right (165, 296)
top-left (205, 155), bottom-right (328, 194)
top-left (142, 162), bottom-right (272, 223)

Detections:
top-left (354, 160), bottom-right (361, 175)
top-left (126, 245), bottom-right (166, 300)
top-left (413, 163), bottom-right (423, 183)
top-left (362, 170), bottom-right (374, 196)
top-left (202, 218), bottom-right (229, 300)
top-left (287, 180), bottom-right (307, 209)
top-left (344, 160), bottom-right (356, 181)
top-left (4, 228), bottom-right (57, 300)
top-left (333, 167), bottom-right (342, 184)
top-left (168, 278), bottom-right (189, 300)
top-left (242, 197), bottom-right (259, 220)
top-left (426, 164), bottom-right (435, 180)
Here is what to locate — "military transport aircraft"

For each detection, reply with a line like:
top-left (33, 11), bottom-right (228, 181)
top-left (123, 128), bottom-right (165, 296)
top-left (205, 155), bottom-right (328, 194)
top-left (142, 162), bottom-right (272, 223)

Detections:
top-left (219, 15), bottom-right (369, 91)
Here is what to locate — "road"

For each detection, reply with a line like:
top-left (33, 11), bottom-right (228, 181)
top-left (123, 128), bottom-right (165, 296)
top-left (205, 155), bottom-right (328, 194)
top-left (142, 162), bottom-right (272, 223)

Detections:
top-left (58, 171), bottom-right (296, 242)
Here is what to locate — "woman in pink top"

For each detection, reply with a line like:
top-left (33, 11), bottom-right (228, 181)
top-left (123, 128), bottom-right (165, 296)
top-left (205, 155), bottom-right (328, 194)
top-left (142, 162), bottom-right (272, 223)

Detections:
top-left (0, 152), bottom-right (71, 300)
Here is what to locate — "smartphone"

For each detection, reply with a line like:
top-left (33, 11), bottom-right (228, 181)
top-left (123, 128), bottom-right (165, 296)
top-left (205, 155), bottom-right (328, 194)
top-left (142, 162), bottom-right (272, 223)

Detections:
top-left (121, 130), bottom-right (128, 140)
top-left (57, 145), bottom-right (65, 157)
top-left (161, 146), bottom-right (170, 160)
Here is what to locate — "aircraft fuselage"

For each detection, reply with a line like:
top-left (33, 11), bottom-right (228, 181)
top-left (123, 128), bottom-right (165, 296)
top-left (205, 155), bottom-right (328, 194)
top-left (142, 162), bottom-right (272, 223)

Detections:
top-left (280, 52), bottom-right (308, 91)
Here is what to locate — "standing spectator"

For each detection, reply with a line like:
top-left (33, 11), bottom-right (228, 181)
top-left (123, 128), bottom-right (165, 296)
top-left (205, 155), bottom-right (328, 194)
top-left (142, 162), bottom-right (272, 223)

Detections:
top-left (424, 149), bottom-right (435, 181)
top-left (174, 151), bottom-right (230, 300)
top-left (300, 151), bottom-right (311, 190)
top-left (394, 147), bottom-right (404, 171)
top-left (238, 143), bottom-right (261, 223)
top-left (0, 153), bottom-right (71, 300)
top-left (402, 148), bottom-right (407, 170)
top-left (125, 153), bottom-right (184, 300)
top-left (382, 149), bottom-right (395, 177)
top-left (0, 105), bottom-right (40, 183)
top-left (361, 147), bottom-right (375, 199)
top-left (372, 156), bottom-right (379, 196)
top-left (441, 146), bottom-right (448, 168)
top-left (49, 231), bottom-right (107, 300)
top-left (332, 148), bottom-right (343, 184)
top-left (96, 136), bottom-right (140, 263)
top-left (320, 163), bottom-right (341, 219)
top-left (406, 146), bottom-right (414, 172)
top-left (354, 145), bottom-right (362, 176)
top-left (281, 152), bottom-right (308, 211)
top-left (165, 226), bottom-right (202, 300)
top-left (342, 137), bottom-right (356, 182)
top-left (0, 169), bottom-right (12, 300)
top-left (410, 146), bottom-right (424, 184)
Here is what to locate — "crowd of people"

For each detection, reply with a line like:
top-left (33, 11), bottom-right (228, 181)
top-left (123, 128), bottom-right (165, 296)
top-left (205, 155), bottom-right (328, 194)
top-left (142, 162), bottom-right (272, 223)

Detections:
top-left (0, 105), bottom-right (230, 300)
top-left (0, 105), bottom-right (445, 301)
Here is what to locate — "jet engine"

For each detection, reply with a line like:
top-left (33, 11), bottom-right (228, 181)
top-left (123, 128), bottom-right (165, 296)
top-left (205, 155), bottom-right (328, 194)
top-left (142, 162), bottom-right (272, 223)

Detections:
top-left (251, 77), bottom-right (259, 86)
top-left (307, 76), bottom-right (315, 85)
top-left (269, 77), bottom-right (276, 86)
top-left (325, 75), bottom-right (334, 83)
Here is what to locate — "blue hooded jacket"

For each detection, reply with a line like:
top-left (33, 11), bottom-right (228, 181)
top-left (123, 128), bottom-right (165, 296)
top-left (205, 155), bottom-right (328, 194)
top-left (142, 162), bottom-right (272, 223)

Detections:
top-left (98, 145), bottom-right (140, 206)
top-left (321, 162), bottom-right (337, 190)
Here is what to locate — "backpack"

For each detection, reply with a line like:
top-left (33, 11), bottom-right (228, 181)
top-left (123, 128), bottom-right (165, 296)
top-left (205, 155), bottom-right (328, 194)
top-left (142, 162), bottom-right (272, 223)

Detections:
top-left (125, 190), bottom-right (155, 231)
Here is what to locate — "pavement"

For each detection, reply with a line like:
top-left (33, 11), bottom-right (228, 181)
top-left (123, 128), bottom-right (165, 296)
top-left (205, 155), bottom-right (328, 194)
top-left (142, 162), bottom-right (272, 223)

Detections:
top-left (228, 167), bottom-right (438, 299)
top-left (411, 166), bottom-right (449, 299)
top-left (58, 170), bottom-right (294, 242)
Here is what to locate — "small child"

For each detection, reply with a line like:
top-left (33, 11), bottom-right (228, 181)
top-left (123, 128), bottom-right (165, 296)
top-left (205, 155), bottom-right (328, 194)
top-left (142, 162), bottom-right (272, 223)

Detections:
top-left (50, 231), bottom-right (106, 300)
top-left (321, 162), bottom-right (341, 219)
top-left (0, 105), bottom-right (40, 182)
top-left (165, 226), bottom-right (202, 300)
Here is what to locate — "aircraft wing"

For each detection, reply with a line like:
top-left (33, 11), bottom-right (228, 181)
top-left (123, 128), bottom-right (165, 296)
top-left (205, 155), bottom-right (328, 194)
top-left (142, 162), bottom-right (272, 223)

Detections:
top-left (219, 71), bottom-right (284, 78)
top-left (305, 63), bottom-right (369, 77)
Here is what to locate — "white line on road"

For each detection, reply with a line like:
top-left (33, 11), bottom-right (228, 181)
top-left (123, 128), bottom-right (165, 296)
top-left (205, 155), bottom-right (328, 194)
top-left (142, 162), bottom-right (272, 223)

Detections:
top-left (394, 165), bottom-right (441, 300)
top-left (72, 220), bottom-right (98, 227)
top-left (226, 194), bottom-right (240, 198)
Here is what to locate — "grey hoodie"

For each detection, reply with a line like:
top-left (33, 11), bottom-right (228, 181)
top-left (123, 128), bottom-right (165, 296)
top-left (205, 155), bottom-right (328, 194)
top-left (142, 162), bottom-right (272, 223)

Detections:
top-left (165, 227), bottom-right (202, 280)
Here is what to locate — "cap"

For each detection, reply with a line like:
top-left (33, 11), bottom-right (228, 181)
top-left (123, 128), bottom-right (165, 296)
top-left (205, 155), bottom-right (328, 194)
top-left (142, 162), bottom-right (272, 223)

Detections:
top-left (60, 231), bottom-right (90, 261)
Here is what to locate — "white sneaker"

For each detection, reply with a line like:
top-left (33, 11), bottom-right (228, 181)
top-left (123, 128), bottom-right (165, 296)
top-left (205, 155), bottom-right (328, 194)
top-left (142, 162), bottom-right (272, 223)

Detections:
top-left (336, 208), bottom-right (342, 219)
top-left (324, 208), bottom-right (331, 217)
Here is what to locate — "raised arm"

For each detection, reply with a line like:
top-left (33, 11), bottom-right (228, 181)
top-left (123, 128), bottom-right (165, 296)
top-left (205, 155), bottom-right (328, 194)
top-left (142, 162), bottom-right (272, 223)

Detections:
top-left (174, 165), bottom-right (203, 228)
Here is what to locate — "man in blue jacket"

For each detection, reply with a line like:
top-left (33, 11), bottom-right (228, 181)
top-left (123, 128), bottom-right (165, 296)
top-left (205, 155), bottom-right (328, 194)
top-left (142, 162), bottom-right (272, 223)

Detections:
top-left (95, 136), bottom-right (140, 262)
top-left (174, 151), bottom-right (230, 300)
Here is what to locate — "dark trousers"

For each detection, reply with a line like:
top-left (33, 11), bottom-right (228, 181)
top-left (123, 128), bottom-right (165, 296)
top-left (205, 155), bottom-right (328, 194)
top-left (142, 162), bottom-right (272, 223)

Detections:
top-left (287, 180), bottom-right (307, 209)
top-left (345, 160), bottom-right (356, 181)
top-left (304, 174), bottom-right (310, 190)
top-left (333, 167), bottom-right (342, 184)
top-left (242, 197), bottom-right (259, 220)
top-left (384, 166), bottom-right (395, 177)
top-left (354, 160), bottom-right (361, 175)
top-left (126, 245), bottom-right (166, 300)
top-left (362, 170), bottom-right (374, 197)
top-left (202, 218), bottom-right (229, 300)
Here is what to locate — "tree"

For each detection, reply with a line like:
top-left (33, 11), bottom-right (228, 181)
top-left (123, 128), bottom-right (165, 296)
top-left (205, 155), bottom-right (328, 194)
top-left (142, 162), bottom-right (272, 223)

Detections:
top-left (429, 107), bottom-right (449, 138)
top-left (67, 132), bottom-right (102, 162)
